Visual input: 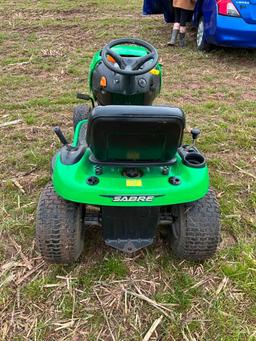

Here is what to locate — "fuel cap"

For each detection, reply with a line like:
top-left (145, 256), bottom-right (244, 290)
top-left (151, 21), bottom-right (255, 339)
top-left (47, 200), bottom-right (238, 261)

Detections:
top-left (138, 78), bottom-right (147, 88)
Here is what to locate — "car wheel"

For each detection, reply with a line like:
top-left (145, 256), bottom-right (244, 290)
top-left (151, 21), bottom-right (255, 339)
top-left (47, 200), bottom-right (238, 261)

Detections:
top-left (197, 17), bottom-right (212, 52)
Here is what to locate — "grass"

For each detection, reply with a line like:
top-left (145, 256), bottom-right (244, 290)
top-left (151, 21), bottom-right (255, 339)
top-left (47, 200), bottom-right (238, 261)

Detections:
top-left (0, 0), bottom-right (256, 340)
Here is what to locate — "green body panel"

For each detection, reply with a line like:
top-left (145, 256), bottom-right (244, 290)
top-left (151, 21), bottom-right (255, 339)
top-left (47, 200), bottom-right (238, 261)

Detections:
top-left (88, 45), bottom-right (162, 94)
top-left (53, 120), bottom-right (209, 207)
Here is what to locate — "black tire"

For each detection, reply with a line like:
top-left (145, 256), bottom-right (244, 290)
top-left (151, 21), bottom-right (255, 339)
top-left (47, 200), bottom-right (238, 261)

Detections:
top-left (170, 188), bottom-right (220, 261)
top-left (196, 17), bottom-right (213, 52)
top-left (36, 183), bottom-right (85, 264)
top-left (73, 104), bottom-right (90, 131)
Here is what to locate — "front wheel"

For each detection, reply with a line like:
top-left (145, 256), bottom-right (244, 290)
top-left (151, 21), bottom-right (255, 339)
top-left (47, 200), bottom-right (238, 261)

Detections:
top-left (196, 17), bottom-right (213, 52)
top-left (73, 104), bottom-right (90, 131)
top-left (170, 188), bottom-right (221, 261)
top-left (36, 183), bottom-right (85, 264)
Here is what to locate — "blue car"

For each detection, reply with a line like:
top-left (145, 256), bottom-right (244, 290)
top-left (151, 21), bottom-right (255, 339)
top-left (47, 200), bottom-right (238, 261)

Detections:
top-left (193, 0), bottom-right (256, 50)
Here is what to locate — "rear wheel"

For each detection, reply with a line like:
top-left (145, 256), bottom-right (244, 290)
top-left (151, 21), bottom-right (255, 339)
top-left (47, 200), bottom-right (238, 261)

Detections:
top-left (170, 188), bottom-right (220, 261)
top-left (73, 104), bottom-right (90, 131)
top-left (196, 17), bottom-right (212, 52)
top-left (36, 183), bottom-right (85, 264)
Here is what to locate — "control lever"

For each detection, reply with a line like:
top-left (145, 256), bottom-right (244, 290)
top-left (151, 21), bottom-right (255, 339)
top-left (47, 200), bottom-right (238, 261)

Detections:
top-left (53, 126), bottom-right (69, 146)
top-left (76, 93), bottom-right (95, 107)
top-left (191, 128), bottom-right (201, 146)
top-left (185, 128), bottom-right (201, 152)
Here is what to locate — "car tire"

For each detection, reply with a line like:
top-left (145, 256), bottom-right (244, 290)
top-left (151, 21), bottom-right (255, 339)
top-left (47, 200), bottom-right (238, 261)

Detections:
top-left (196, 17), bottom-right (213, 52)
top-left (169, 188), bottom-right (221, 261)
top-left (73, 104), bottom-right (90, 131)
top-left (36, 183), bottom-right (85, 264)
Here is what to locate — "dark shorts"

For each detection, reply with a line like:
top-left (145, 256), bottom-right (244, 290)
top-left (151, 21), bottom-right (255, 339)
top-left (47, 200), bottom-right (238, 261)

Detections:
top-left (174, 7), bottom-right (193, 26)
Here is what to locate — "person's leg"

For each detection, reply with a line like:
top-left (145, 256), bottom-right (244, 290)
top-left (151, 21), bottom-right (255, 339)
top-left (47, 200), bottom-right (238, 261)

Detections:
top-left (173, 8), bottom-right (181, 31)
top-left (179, 9), bottom-right (192, 47)
top-left (167, 8), bottom-right (180, 45)
top-left (179, 9), bottom-right (191, 32)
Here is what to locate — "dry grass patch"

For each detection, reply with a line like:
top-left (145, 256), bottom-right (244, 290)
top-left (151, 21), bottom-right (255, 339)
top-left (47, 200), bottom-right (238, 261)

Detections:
top-left (0, 0), bottom-right (255, 339)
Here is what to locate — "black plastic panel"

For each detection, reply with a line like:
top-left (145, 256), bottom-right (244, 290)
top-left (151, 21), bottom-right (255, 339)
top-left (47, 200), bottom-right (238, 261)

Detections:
top-left (91, 60), bottom-right (161, 106)
top-left (86, 105), bottom-right (185, 163)
top-left (178, 145), bottom-right (206, 168)
top-left (60, 145), bottom-right (86, 165)
top-left (102, 206), bottom-right (160, 253)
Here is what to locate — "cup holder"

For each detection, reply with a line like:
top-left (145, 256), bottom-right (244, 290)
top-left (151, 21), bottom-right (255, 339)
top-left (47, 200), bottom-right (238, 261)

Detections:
top-left (183, 152), bottom-right (205, 168)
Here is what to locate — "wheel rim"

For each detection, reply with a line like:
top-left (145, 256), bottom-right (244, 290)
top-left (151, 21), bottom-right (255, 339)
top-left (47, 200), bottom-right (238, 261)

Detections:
top-left (197, 20), bottom-right (204, 47)
top-left (76, 205), bottom-right (85, 251)
top-left (171, 206), bottom-right (181, 241)
top-left (172, 221), bottom-right (180, 240)
top-left (63, 204), bottom-right (84, 261)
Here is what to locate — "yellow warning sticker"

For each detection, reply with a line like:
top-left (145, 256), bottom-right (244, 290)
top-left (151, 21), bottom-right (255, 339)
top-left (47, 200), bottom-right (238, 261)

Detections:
top-left (126, 179), bottom-right (142, 187)
top-left (149, 69), bottom-right (160, 76)
top-left (127, 151), bottom-right (140, 159)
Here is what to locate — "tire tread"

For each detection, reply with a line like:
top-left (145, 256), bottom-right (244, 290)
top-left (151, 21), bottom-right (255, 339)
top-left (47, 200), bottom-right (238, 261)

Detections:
top-left (171, 188), bottom-right (221, 261)
top-left (73, 105), bottom-right (90, 130)
top-left (36, 183), bottom-right (84, 264)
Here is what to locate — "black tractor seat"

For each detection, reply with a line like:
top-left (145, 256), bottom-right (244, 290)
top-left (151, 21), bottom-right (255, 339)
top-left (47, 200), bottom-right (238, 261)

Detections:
top-left (86, 105), bottom-right (185, 166)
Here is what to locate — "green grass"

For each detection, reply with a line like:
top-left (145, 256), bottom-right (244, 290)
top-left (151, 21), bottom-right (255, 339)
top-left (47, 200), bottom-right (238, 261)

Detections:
top-left (0, 0), bottom-right (255, 340)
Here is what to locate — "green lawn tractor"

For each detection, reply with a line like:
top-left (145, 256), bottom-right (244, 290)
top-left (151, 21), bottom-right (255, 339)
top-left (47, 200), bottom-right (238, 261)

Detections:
top-left (36, 38), bottom-right (220, 264)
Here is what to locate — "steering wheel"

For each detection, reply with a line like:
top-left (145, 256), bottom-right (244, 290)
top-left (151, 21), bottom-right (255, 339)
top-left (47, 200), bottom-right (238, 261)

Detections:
top-left (101, 38), bottom-right (159, 76)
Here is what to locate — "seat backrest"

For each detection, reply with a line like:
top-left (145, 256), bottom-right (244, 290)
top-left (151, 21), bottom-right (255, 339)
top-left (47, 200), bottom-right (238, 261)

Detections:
top-left (86, 105), bottom-right (185, 164)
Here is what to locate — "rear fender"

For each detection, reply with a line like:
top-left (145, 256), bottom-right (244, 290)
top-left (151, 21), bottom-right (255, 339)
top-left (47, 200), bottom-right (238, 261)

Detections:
top-left (202, 0), bottom-right (218, 37)
top-left (193, 0), bottom-right (204, 26)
